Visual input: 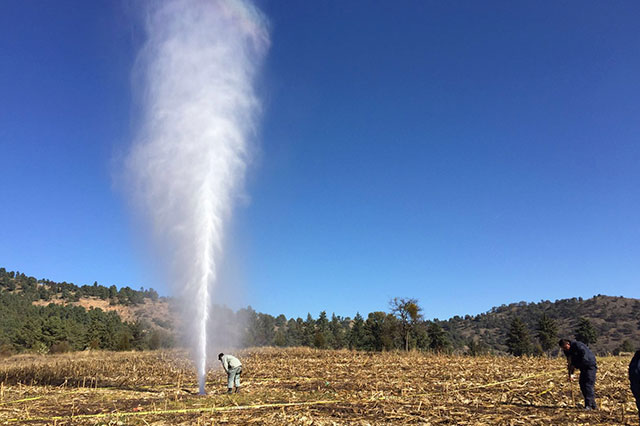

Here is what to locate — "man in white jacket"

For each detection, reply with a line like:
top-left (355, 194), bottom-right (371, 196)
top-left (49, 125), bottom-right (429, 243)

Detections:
top-left (218, 353), bottom-right (242, 394)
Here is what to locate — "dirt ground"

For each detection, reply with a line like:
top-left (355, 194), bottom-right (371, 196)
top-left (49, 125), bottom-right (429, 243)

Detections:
top-left (1, 348), bottom-right (638, 425)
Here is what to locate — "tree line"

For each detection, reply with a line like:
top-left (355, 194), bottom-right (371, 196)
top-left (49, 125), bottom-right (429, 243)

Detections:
top-left (0, 268), bottom-right (159, 306)
top-left (237, 298), bottom-right (450, 353)
top-left (0, 271), bottom-right (452, 355)
top-left (1, 268), bottom-right (638, 356)
top-left (0, 291), bottom-right (173, 355)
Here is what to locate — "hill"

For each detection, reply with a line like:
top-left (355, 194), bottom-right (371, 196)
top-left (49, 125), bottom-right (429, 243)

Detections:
top-left (0, 267), bottom-right (173, 326)
top-left (1, 267), bottom-right (639, 355)
top-left (0, 268), bottom-right (175, 354)
top-left (439, 295), bottom-right (640, 355)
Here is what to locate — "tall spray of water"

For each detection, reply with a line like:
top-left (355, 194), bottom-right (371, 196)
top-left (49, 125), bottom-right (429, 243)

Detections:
top-left (126, 0), bottom-right (269, 395)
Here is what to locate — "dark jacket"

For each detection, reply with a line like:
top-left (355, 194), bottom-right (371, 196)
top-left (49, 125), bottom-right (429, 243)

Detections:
top-left (565, 340), bottom-right (597, 370)
top-left (630, 350), bottom-right (640, 381)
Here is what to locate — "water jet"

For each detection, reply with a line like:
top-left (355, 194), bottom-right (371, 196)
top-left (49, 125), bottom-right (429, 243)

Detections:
top-left (126, 0), bottom-right (269, 394)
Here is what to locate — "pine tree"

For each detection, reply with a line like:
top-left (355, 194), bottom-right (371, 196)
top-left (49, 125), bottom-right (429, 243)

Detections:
top-left (364, 312), bottom-right (397, 351)
top-left (427, 322), bottom-right (449, 353)
top-left (574, 317), bottom-right (597, 346)
top-left (254, 313), bottom-right (276, 346)
top-left (273, 329), bottom-right (286, 347)
top-left (315, 311), bottom-right (330, 349)
top-left (536, 313), bottom-right (558, 354)
top-left (506, 317), bottom-right (532, 356)
top-left (348, 313), bottom-right (366, 350)
top-left (302, 314), bottom-right (315, 347)
top-left (285, 318), bottom-right (303, 347)
top-left (330, 313), bottom-right (346, 349)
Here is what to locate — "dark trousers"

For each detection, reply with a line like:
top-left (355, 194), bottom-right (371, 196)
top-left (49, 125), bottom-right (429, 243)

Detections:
top-left (631, 379), bottom-right (640, 421)
top-left (579, 366), bottom-right (597, 409)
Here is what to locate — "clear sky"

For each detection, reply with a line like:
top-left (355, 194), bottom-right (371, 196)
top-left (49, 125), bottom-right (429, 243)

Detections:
top-left (1, 1), bottom-right (639, 321)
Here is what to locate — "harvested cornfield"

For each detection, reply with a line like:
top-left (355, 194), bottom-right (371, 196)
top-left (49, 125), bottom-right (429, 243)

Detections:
top-left (0, 348), bottom-right (638, 425)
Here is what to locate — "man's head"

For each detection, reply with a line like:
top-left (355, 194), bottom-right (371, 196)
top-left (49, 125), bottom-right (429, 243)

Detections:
top-left (218, 353), bottom-right (224, 361)
top-left (558, 339), bottom-right (571, 352)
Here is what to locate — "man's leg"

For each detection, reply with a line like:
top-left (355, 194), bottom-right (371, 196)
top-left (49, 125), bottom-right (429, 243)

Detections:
top-left (234, 366), bottom-right (242, 391)
top-left (631, 380), bottom-right (640, 421)
top-left (579, 367), bottom-right (597, 409)
top-left (578, 371), bottom-right (588, 408)
top-left (227, 369), bottom-right (236, 393)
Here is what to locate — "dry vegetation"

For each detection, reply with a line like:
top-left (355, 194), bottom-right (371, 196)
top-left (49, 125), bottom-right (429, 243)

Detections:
top-left (32, 297), bottom-right (172, 327)
top-left (1, 348), bottom-right (638, 425)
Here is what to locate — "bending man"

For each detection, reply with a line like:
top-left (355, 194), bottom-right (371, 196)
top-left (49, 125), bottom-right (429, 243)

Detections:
top-left (630, 350), bottom-right (640, 423)
top-left (559, 339), bottom-right (597, 410)
top-left (219, 352), bottom-right (242, 394)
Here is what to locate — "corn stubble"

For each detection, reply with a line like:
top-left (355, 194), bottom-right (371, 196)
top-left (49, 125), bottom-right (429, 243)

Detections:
top-left (0, 348), bottom-right (636, 425)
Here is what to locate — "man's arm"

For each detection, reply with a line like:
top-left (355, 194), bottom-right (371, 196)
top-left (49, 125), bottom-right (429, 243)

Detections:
top-left (565, 355), bottom-right (575, 381)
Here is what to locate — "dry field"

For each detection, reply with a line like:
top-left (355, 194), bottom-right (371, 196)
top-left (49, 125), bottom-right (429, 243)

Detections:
top-left (0, 348), bottom-right (638, 425)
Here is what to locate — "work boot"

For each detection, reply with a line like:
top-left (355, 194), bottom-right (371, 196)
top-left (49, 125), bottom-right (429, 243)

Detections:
top-left (235, 387), bottom-right (240, 394)
top-left (227, 388), bottom-right (233, 394)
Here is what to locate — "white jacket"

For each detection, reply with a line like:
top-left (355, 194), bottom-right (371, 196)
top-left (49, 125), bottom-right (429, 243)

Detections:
top-left (221, 354), bottom-right (242, 373)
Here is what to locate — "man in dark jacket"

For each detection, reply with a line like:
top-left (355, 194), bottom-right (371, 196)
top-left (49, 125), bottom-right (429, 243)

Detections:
top-left (559, 338), bottom-right (597, 409)
top-left (630, 350), bottom-right (640, 423)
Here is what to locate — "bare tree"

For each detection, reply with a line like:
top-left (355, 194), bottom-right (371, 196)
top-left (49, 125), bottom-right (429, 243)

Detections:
top-left (390, 297), bottom-right (423, 351)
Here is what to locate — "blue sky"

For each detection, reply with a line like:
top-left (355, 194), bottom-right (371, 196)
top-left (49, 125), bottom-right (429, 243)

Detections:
top-left (1, 1), bottom-right (639, 321)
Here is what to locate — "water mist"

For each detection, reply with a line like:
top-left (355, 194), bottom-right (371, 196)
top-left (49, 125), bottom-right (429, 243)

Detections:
top-left (126, 0), bottom-right (269, 395)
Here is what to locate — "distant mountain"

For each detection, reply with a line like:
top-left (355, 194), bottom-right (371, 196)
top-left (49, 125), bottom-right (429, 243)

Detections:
top-left (1, 266), bottom-right (638, 355)
top-left (439, 295), bottom-right (640, 355)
